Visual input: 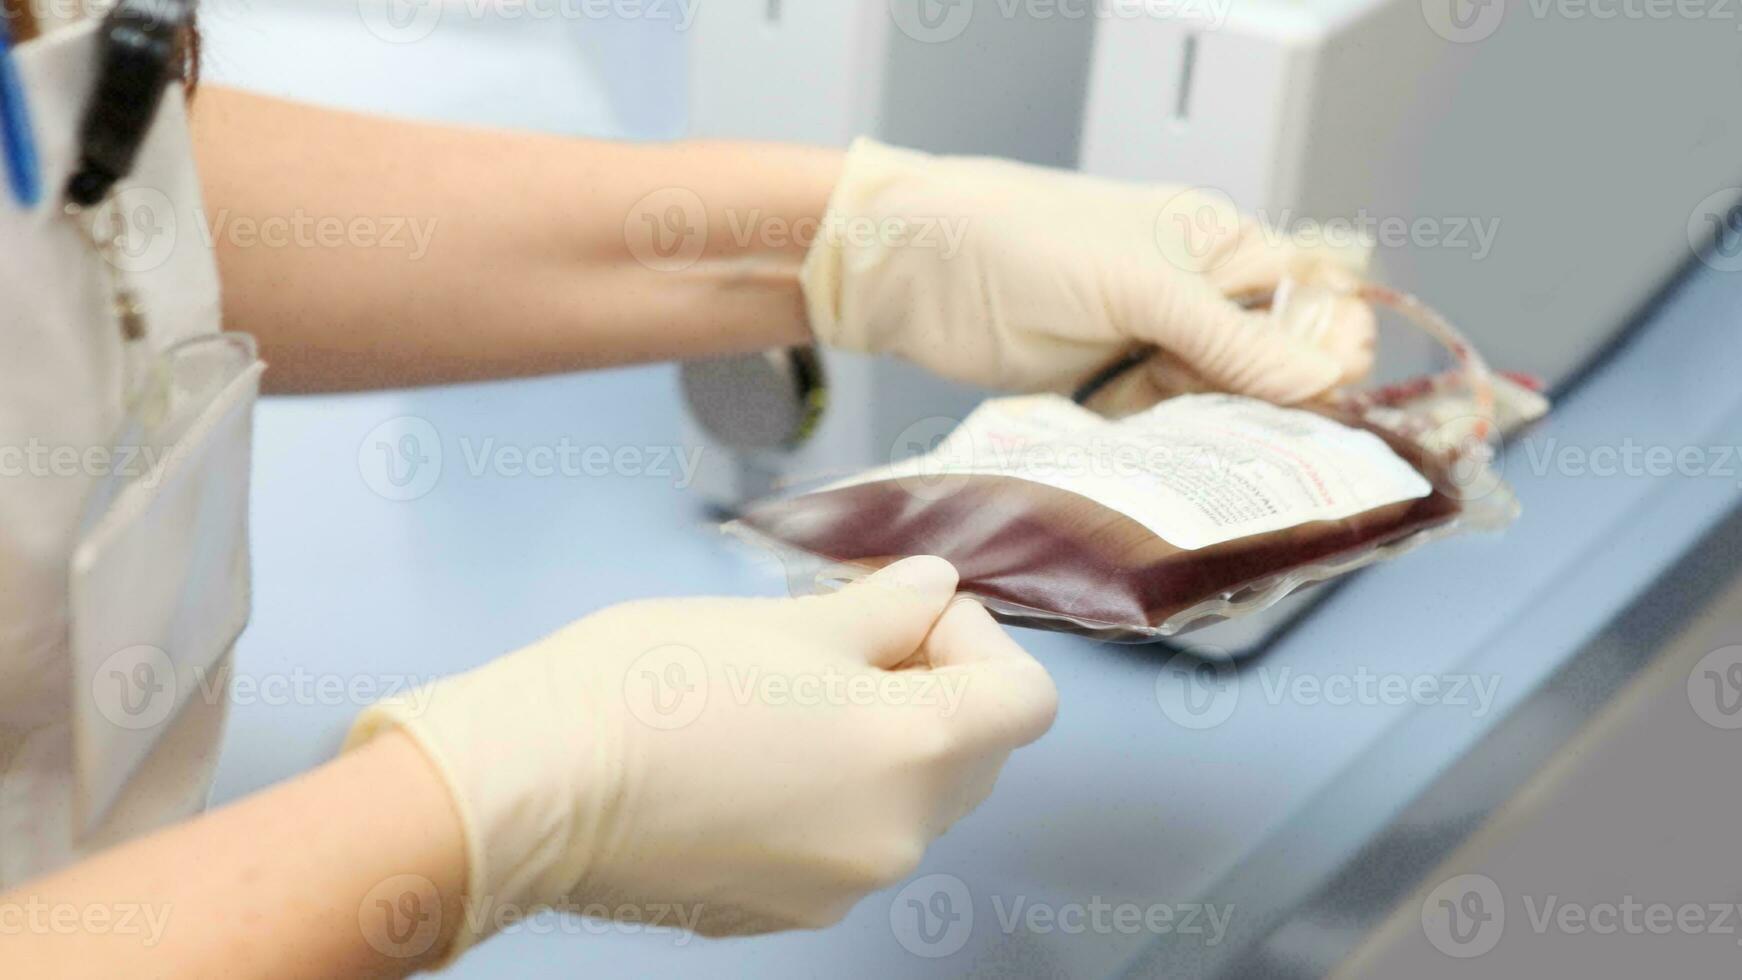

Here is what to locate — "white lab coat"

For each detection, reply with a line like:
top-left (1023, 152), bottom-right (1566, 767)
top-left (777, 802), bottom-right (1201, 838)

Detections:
top-left (0, 18), bottom-right (261, 886)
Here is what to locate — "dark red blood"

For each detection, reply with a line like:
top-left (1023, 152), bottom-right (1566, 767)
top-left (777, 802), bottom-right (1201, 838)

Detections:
top-left (741, 414), bottom-right (1462, 642)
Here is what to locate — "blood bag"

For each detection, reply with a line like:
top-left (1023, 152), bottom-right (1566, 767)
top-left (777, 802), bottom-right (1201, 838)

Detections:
top-left (729, 284), bottom-right (1545, 642)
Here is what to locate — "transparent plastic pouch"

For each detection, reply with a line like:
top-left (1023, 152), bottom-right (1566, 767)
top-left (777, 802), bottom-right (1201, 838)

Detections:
top-left (728, 283), bottom-right (1546, 643)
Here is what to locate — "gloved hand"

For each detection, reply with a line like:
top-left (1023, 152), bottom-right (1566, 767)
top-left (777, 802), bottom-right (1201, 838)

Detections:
top-left (802, 138), bottom-right (1376, 405)
top-left (345, 557), bottom-right (1057, 960)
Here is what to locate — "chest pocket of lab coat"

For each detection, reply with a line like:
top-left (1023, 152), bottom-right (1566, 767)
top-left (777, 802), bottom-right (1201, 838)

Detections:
top-left (0, 20), bottom-right (264, 878)
top-left (69, 334), bottom-right (263, 837)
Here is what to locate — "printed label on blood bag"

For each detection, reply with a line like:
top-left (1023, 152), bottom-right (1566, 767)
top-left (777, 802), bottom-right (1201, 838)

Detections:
top-left (846, 394), bottom-right (1433, 551)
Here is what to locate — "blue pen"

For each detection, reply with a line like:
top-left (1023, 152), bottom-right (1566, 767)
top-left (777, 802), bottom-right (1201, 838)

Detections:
top-left (0, 18), bottom-right (41, 207)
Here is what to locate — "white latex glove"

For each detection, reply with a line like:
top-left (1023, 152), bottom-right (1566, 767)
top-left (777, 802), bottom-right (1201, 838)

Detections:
top-left (345, 557), bottom-right (1056, 960)
top-left (802, 138), bottom-right (1376, 405)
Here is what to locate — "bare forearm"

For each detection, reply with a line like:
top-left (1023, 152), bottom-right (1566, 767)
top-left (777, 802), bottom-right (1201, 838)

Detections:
top-left (190, 86), bottom-right (843, 393)
top-left (0, 733), bottom-right (466, 979)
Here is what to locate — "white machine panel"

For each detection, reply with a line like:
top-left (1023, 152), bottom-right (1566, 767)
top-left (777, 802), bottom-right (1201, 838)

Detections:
top-left (1081, 0), bottom-right (1742, 383)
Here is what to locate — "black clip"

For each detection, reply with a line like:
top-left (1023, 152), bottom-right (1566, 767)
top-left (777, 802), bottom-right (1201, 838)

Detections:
top-left (64, 0), bottom-right (191, 208)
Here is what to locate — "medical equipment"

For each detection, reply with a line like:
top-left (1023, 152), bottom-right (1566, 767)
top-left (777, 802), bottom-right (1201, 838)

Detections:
top-left (736, 395), bottom-right (1485, 641)
top-left (1078, 0), bottom-right (1742, 385)
top-left (735, 282), bottom-right (1532, 642)
top-left (679, 347), bottom-right (827, 474)
top-left (0, 16), bottom-right (39, 205)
